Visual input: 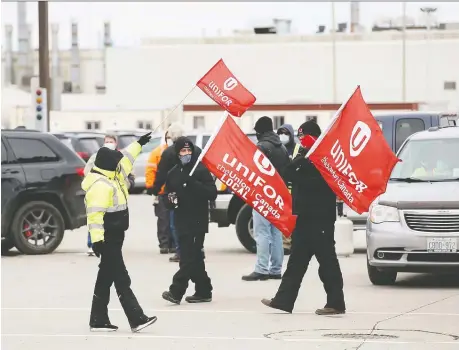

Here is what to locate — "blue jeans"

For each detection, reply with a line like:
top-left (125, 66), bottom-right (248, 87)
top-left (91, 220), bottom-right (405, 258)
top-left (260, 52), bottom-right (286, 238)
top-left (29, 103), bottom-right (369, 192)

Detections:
top-left (253, 210), bottom-right (284, 275)
top-left (170, 210), bottom-right (180, 255)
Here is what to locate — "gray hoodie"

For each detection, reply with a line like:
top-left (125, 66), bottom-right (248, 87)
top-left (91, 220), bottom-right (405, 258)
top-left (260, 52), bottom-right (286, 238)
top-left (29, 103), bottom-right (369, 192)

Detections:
top-left (277, 123), bottom-right (296, 156)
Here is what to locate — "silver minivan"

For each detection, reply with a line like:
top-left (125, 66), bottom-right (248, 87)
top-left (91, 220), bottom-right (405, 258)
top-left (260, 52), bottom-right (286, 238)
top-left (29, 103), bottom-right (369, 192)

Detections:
top-left (366, 126), bottom-right (459, 285)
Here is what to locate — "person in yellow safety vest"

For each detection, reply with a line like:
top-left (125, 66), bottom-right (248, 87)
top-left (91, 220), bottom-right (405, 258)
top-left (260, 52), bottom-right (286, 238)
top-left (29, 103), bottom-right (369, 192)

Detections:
top-left (276, 124), bottom-right (302, 255)
top-left (82, 132), bottom-right (157, 333)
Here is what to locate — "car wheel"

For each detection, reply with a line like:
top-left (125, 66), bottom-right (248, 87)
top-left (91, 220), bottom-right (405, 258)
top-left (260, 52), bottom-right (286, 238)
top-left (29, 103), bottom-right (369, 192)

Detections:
top-left (11, 201), bottom-right (65, 255)
top-left (129, 187), bottom-right (144, 194)
top-left (235, 204), bottom-right (256, 253)
top-left (1, 238), bottom-right (15, 255)
top-left (367, 259), bottom-right (397, 286)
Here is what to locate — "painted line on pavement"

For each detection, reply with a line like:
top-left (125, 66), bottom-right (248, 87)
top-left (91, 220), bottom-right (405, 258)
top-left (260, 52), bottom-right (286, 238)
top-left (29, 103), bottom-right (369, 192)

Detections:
top-left (2, 307), bottom-right (459, 317)
top-left (1, 333), bottom-right (459, 345)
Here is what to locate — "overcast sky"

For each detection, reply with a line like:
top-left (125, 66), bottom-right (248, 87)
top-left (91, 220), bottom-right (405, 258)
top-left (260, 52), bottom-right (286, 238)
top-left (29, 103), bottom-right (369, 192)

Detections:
top-left (2, 2), bottom-right (459, 50)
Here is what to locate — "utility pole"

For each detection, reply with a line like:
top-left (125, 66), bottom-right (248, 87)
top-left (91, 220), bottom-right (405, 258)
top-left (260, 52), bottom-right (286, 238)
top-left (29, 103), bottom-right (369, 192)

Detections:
top-left (331, 2), bottom-right (337, 103)
top-left (401, 2), bottom-right (407, 102)
top-left (38, 1), bottom-right (51, 131)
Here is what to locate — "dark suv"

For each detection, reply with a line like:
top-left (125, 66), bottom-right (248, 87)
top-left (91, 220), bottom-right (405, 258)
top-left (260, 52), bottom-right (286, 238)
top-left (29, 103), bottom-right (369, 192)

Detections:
top-left (1, 130), bottom-right (87, 255)
top-left (52, 132), bottom-right (105, 162)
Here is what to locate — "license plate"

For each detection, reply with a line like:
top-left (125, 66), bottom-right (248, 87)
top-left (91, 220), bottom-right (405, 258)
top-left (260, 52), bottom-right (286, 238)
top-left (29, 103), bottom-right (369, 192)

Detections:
top-left (427, 238), bottom-right (457, 253)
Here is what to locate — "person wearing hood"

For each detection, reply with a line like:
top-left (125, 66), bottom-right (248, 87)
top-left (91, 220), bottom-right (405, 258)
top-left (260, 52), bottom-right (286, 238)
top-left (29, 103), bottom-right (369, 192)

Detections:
top-left (151, 123), bottom-right (202, 262)
top-left (277, 124), bottom-right (302, 255)
top-left (242, 116), bottom-right (290, 282)
top-left (261, 120), bottom-right (346, 316)
top-left (82, 132), bottom-right (157, 333)
top-left (146, 128), bottom-right (176, 257)
top-left (84, 134), bottom-right (135, 256)
top-left (277, 124), bottom-right (301, 159)
top-left (161, 137), bottom-right (217, 305)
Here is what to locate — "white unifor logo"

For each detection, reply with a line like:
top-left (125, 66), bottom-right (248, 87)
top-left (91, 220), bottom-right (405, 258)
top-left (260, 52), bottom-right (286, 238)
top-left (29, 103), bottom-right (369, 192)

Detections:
top-left (223, 77), bottom-right (238, 91)
top-left (253, 150), bottom-right (276, 176)
top-left (349, 121), bottom-right (371, 157)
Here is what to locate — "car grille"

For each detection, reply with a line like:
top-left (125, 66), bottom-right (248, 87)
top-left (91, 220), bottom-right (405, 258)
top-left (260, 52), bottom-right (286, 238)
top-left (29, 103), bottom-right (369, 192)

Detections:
top-left (404, 213), bottom-right (459, 233)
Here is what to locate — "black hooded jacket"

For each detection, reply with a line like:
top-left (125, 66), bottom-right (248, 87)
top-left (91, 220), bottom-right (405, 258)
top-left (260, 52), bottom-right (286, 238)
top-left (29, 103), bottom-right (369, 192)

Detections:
top-left (256, 131), bottom-right (290, 178)
top-left (152, 144), bottom-right (202, 196)
top-left (284, 152), bottom-right (337, 224)
top-left (165, 138), bottom-right (217, 235)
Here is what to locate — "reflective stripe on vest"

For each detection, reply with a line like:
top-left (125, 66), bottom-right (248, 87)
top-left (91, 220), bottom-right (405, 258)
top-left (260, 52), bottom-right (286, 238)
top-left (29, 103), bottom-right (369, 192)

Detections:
top-left (85, 177), bottom-right (127, 213)
top-left (121, 149), bottom-right (135, 164)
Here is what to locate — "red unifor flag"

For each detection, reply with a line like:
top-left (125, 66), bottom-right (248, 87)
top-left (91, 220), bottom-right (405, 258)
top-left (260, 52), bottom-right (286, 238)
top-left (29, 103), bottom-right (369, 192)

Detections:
top-left (197, 59), bottom-right (256, 117)
top-left (196, 114), bottom-right (296, 237)
top-left (306, 86), bottom-right (399, 214)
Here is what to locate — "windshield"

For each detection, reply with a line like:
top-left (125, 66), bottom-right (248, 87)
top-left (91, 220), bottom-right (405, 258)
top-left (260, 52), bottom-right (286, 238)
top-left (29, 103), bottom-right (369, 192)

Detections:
top-left (141, 137), bottom-right (162, 153)
top-left (390, 137), bottom-right (459, 182)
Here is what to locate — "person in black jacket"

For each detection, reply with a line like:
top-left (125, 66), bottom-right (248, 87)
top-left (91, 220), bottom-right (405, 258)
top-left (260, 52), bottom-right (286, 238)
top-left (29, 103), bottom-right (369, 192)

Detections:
top-left (161, 137), bottom-right (217, 304)
top-left (261, 120), bottom-right (346, 315)
top-left (242, 116), bottom-right (291, 281)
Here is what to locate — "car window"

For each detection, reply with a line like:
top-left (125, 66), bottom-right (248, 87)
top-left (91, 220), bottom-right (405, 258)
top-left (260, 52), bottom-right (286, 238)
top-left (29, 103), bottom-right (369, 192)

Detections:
top-left (58, 137), bottom-right (75, 151)
top-left (391, 138), bottom-right (459, 181)
top-left (141, 137), bottom-right (162, 153)
top-left (1, 140), bottom-right (7, 164)
top-left (78, 138), bottom-right (101, 155)
top-left (117, 135), bottom-right (138, 149)
top-left (247, 134), bottom-right (258, 144)
top-left (8, 138), bottom-right (59, 163)
top-left (395, 118), bottom-right (425, 152)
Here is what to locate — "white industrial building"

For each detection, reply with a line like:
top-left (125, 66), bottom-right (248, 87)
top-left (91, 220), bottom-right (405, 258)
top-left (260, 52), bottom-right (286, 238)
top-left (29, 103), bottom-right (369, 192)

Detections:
top-left (2, 25), bottom-right (459, 132)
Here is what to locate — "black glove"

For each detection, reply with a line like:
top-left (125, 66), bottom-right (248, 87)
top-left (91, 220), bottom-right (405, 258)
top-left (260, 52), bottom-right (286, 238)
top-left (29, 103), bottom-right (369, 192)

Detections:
top-left (138, 132), bottom-right (152, 146)
top-left (92, 241), bottom-right (104, 258)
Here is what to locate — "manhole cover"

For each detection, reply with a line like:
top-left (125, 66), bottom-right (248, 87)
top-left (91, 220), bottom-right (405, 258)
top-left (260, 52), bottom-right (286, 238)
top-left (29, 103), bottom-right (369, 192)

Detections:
top-left (323, 333), bottom-right (399, 340)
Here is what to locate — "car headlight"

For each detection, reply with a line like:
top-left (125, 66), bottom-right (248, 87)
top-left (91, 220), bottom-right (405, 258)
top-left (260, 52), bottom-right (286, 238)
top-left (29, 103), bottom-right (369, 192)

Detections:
top-left (369, 205), bottom-right (400, 224)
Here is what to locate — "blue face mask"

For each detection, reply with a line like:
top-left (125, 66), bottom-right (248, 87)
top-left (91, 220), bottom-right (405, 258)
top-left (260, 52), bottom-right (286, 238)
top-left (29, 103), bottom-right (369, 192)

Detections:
top-left (180, 154), bottom-right (192, 165)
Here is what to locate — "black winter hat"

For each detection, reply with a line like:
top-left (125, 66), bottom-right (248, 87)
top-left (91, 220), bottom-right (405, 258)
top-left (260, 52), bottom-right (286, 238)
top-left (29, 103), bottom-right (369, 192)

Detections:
top-left (94, 147), bottom-right (123, 172)
top-left (174, 136), bottom-right (194, 154)
top-left (298, 120), bottom-right (322, 138)
top-left (254, 116), bottom-right (273, 133)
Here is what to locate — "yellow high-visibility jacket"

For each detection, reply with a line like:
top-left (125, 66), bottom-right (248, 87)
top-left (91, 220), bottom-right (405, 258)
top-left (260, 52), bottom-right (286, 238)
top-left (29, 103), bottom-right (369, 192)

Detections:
top-left (81, 141), bottom-right (141, 243)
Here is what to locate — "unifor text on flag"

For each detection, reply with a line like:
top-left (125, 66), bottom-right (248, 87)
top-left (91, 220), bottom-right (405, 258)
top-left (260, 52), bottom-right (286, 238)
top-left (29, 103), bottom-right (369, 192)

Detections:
top-left (306, 86), bottom-right (399, 214)
top-left (197, 59), bottom-right (256, 117)
top-left (200, 115), bottom-right (296, 237)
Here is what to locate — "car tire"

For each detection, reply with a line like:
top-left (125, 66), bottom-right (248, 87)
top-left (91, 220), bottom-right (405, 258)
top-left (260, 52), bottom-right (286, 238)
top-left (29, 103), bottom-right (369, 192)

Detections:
top-left (367, 259), bottom-right (397, 286)
top-left (1, 238), bottom-right (15, 255)
top-left (11, 201), bottom-right (65, 255)
top-left (235, 204), bottom-right (256, 254)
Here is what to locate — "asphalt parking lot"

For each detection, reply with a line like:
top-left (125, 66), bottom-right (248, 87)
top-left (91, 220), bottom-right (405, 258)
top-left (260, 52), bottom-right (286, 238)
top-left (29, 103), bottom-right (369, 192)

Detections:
top-left (2, 195), bottom-right (459, 350)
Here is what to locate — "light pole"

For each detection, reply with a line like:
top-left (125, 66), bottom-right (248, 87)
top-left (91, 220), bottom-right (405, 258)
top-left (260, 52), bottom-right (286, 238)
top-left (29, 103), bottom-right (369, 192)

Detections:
top-left (421, 6), bottom-right (437, 105)
top-left (38, 1), bottom-right (51, 131)
top-left (331, 2), bottom-right (337, 103)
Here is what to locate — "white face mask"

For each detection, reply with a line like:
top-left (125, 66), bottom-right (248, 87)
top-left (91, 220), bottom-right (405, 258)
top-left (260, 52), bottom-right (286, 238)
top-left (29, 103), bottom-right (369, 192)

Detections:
top-left (166, 139), bottom-right (173, 146)
top-left (279, 134), bottom-right (290, 145)
top-left (103, 143), bottom-right (116, 150)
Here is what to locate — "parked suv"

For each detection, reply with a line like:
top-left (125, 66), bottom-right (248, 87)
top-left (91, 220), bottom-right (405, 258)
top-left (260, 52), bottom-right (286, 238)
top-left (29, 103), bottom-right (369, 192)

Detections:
top-left (366, 125), bottom-right (459, 285)
top-left (53, 132), bottom-right (105, 162)
top-left (1, 130), bottom-right (87, 255)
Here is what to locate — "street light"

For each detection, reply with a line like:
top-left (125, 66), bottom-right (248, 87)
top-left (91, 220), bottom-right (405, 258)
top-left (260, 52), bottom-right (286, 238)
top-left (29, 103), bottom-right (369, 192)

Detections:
top-left (420, 6), bottom-right (437, 105)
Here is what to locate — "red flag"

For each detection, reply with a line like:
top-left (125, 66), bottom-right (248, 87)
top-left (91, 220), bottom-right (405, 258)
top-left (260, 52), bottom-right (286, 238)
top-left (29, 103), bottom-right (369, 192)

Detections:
top-left (201, 115), bottom-right (296, 237)
top-left (197, 59), bottom-right (256, 117)
top-left (307, 86), bottom-right (399, 214)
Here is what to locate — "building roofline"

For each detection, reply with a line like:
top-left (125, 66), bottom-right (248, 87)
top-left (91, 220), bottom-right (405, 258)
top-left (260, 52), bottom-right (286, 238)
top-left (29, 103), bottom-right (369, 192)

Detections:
top-left (183, 102), bottom-right (420, 112)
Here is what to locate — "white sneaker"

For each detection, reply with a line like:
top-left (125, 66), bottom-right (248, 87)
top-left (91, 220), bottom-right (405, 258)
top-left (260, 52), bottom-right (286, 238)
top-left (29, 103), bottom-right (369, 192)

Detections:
top-left (87, 248), bottom-right (95, 256)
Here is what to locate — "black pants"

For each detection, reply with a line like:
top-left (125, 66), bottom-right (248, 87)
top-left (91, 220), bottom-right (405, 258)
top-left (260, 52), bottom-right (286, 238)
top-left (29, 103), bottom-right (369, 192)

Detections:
top-left (90, 231), bottom-right (147, 327)
top-left (272, 216), bottom-right (345, 312)
top-left (169, 232), bottom-right (212, 299)
top-left (155, 195), bottom-right (173, 249)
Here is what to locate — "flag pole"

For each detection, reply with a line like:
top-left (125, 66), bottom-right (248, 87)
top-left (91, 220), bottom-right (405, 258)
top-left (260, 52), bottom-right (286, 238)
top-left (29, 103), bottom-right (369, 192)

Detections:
top-left (152, 85), bottom-right (197, 133)
top-left (189, 111), bottom-right (229, 176)
top-left (305, 85), bottom-right (359, 158)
